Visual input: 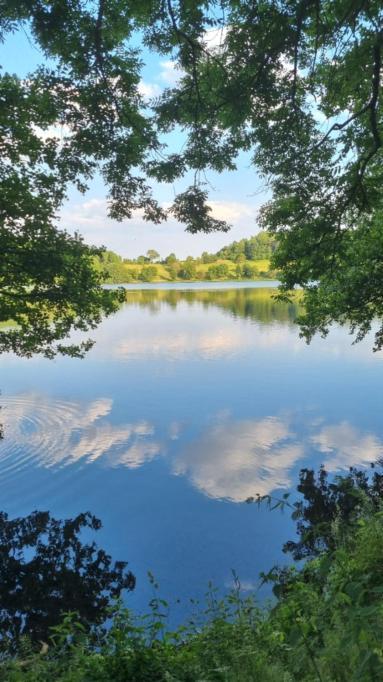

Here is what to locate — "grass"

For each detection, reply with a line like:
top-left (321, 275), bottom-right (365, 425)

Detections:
top-left (103, 258), bottom-right (274, 284)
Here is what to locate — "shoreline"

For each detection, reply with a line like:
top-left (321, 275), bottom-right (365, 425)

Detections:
top-left (104, 279), bottom-right (281, 290)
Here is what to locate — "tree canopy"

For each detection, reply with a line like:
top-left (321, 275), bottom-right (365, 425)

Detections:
top-left (2, 1), bottom-right (383, 353)
top-left (148, 0), bottom-right (383, 348)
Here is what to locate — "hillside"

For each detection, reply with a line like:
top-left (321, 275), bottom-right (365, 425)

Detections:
top-left (94, 234), bottom-right (279, 284)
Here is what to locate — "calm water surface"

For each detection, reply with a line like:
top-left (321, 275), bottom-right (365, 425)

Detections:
top-left (1, 283), bottom-right (382, 615)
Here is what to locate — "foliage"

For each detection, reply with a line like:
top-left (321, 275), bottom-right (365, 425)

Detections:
top-left (138, 265), bottom-right (158, 282)
top-left (126, 286), bottom-right (302, 325)
top-left (1, 226), bottom-right (123, 358)
top-left (148, 0), bottom-right (383, 348)
top-left (146, 250), bottom-right (160, 263)
top-left (93, 236), bottom-right (276, 283)
top-left (1, 468), bottom-right (383, 680)
top-left (164, 253), bottom-right (177, 265)
top-left (3, 3), bottom-right (383, 352)
top-left (0, 0), bottom-right (158, 356)
top-left (242, 263), bottom-right (260, 279)
top-left (217, 233), bottom-right (276, 262)
top-left (282, 465), bottom-right (383, 561)
top-left (177, 259), bottom-right (197, 280)
top-left (206, 262), bottom-right (230, 279)
top-left (166, 263), bottom-right (179, 280)
top-left (96, 251), bottom-right (131, 285)
top-left (0, 510), bottom-right (135, 654)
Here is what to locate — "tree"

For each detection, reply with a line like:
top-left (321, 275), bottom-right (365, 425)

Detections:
top-left (138, 265), bottom-right (157, 282)
top-left (95, 250), bottom-right (130, 284)
top-left (206, 263), bottom-right (230, 280)
top-left (282, 466), bottom-right (383, 562)
top-left (1, 1), bottom-right (231, 360)
top-left (0, 510), bottom-right (135, 653)
top-left (201, 251), bottom-right (215, 264)
top-left (235, 264), bottom-right (243, 279)
top-left (178, 260), bottom-right (197, 280)
top-left (166, 264), bottom-right (179, 280)
top-left (165, 253), bottom-right (177, 265)
top-left (149, 1), bottom-right (383, 349)
top-left (3, 2), bottom-right (383, 353)
top-left (242, 264), bottom-right (259, 279)
top-left (146, 249), bottom-right (160, 263)
top-left (1, 227), bottom-right (123, 358)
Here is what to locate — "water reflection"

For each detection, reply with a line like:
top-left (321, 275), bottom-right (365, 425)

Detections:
top-left (124, 287), bottom-right (302, 326)
top-left (116, 328), bottom-right (249, 360)
top-left (2, 284), bottom-right (383, 616)
top-left (105, 287), bottom-right (304, 361)
top-left (2, 393), bottom-right (383, 502)
top-left (311, 421), bottom-right (383, 471)
top-left (173, 416), bottom-right (303, 501)
top-left (0, 394), bottom-right (161, 477)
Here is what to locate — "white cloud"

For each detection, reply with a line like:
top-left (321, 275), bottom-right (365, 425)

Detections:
top-left (159, 60), bottom-right (183, 85)
top-left (208, 200), bottom-right (256, 223)
top-left (138, 80), bottom-right (162, 100)
top-left (3, 392), bottom-right (383, 501)
top-left (60, 196), bottom-right (259, 258)
top-left (171, 415), bottom-right (383, 502)
top-left (168, 421), bottom-right (184, 441)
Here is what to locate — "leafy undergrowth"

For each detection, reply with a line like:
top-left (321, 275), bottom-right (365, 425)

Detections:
top-left (2, 472), bottom-right (383, 681)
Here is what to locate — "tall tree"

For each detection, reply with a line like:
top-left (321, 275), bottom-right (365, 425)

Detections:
top-left (146, 249), bottom-right (160, 262)
top-left (0, 1), bottom-right (161, 357)
top-left (149, 0), bottom-right (383, 349)
top-left (0, 1), bottom-right (229, 357)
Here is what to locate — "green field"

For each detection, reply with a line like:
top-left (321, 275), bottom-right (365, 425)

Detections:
top-left (97, 258), bottom-right (275, 284)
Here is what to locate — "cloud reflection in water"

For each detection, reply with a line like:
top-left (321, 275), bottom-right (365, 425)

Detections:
top-left (0, 394), bottom-right (161, 475)
top-left (173, 416), bottom-right (304, 501)
top-left (1, 394), bottom-right (383, 502)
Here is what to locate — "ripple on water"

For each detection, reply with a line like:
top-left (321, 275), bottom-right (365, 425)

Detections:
top-left (0, 394), bottom-right (161, 488)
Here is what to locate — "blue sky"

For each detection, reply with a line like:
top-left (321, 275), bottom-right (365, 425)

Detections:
top-left (1, 27), bottom-right (269, 258)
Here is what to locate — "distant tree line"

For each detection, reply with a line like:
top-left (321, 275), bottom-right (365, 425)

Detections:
top-left (95, 234), bottom-right (277, 284)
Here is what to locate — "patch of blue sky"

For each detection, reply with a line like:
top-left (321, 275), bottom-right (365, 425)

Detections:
top-left (1, 26), bottom-right (268, 257)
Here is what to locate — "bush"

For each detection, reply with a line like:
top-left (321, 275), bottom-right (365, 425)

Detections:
top-left (166, 264), bottom-right (179, 280)
top-left (206, 263), bottom-right (230, 280)
top-left (178, 261), bottom-right (197, 279)
top-left (242, 264), bottom-right (259, 279)
top-left (138, 266), bottom-right (158, 282)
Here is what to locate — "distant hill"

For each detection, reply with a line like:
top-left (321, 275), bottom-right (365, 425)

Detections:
top-left (94, 233), bottom-right (279, 284)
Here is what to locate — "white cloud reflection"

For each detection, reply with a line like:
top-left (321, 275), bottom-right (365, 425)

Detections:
top-left (311, 421), bottom-right (383, 471)
top-left (1, 394), bottom-right (161, 472)
top-left (115, 328), bottom-right (250, 361)
top-left (172, 416), bottom-right (304, 501)
top-left (2, 394), bottom-right (383, 503)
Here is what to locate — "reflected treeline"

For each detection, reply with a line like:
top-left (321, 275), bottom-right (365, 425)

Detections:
top-left (124, 287), bottom-right (303, 325)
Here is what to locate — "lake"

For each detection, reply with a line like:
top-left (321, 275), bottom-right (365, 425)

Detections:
top-left (1, 282), bottom-right (382, 618)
